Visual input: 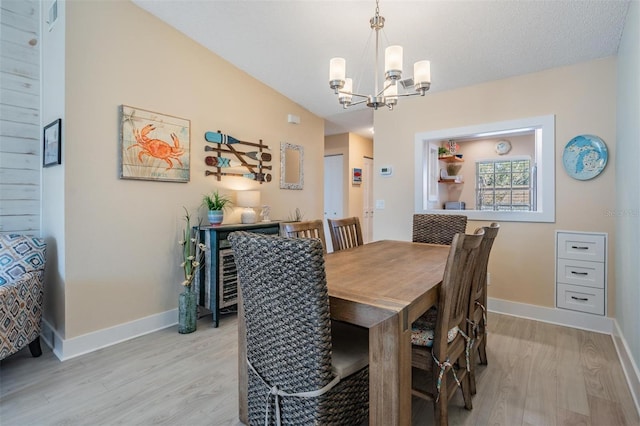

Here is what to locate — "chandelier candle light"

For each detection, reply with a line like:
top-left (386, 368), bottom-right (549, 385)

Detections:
top-left (237, 190), bottom-right (261, 224)
top-left (329, 0), bottom-right (431, 110)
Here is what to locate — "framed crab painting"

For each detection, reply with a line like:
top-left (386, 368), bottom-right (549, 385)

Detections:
top-left (119, 105), bottom-right (191, 182)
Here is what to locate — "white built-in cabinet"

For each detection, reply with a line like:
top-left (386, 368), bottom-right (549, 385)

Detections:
top-left (556, 231), bottom-right (607, 315)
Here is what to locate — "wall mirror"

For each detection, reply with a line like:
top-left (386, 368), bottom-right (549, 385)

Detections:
top-left (280, 142), bottom-right (304, 190)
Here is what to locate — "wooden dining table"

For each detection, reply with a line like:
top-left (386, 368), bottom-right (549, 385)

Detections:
top-left (237, 240), bottom-right (451, 426)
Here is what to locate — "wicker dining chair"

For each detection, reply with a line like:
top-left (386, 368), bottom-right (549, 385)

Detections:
top-left (229, 231), bottom-right (369, 425)
top-left (280, 219), bottom-right (327, 252)
top-left (468, 222), bottom-right (500, 395)
top-left (412, 214), bottom-right (468, 245)
top-left (411, 228), bottom-right (484, 426)
top-left (327, 217), bottom-right (364, 252)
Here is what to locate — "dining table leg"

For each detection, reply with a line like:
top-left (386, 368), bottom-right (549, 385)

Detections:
top-left (369, 310), bottom-right (411, 426)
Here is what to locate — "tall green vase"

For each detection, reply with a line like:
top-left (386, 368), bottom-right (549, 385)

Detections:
top-left (178, 287), bottom-right (197, 334)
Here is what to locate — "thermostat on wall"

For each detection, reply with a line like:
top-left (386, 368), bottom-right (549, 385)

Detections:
top-left (380, 166), bottom-right (393, 176)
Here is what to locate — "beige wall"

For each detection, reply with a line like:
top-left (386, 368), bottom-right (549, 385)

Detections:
top-left (55, 0), bottom-right (324, 338)
top-left (373, 58), bottom-right (617, 313)
top-left (348, 133), bottom-right (374, 219)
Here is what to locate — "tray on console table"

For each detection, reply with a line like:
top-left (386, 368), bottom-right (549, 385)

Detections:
top-left (194, 221), bottom-right (281, 327)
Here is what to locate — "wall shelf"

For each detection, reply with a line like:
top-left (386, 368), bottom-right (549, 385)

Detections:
top-left (438, 155), bottom-right (464, 163)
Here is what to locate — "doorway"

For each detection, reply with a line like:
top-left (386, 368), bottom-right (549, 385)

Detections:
top-left (362, 156), bottom-right (374, 243)
top-left (323, 154), bottom-right (344, 252)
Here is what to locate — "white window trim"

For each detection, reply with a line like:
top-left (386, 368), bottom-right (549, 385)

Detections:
top-left (414, 115), bottom-right (555, 223)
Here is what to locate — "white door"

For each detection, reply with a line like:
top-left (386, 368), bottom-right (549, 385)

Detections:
top-left (362, 157), bottom-right (374, 243)
top-left (324, 155), bottom-right (344, 253)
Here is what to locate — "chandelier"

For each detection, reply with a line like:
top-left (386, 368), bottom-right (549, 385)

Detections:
top-left (328, 0), bottom-right (431, 110)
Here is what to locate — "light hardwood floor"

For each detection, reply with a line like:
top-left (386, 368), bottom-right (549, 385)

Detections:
top-left (1, 313), bottom-right (638, 425)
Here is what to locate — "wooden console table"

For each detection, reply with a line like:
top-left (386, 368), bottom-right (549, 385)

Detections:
top-left (195, 221), bottom-right (280, 327)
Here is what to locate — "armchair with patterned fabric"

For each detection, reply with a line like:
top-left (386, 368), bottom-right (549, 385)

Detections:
top-left (0, 234), bottom-right (47, 360)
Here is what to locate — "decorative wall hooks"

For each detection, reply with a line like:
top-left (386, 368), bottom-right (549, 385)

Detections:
top-left (205, 156), bottom-right (272, 170)
top-left (204, 170), bottom-right (272, 182)
top-left (203, 130), bottom-right (271, 183)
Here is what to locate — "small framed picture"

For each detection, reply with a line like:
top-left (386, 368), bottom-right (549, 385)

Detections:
top-left (352, 167), bottom-right (362, 184)
top-left (43, 119), bottom-right (62, 167)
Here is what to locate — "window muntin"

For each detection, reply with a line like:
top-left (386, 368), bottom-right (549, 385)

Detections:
top-left (476, 158), bottom-right (532, 211)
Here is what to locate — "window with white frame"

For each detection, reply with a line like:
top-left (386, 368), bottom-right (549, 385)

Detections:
top-left (476, 157), bottom-right (532, 211)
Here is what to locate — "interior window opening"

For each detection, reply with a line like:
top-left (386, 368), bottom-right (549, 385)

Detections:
top-left (414, 115), bottom-right (555, 223)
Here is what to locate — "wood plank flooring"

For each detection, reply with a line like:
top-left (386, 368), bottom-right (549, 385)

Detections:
top-left (1, 313), bottom-right (638, 425)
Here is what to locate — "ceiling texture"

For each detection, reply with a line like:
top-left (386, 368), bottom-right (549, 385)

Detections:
top-left (132, 0), bottom-right (631, 139)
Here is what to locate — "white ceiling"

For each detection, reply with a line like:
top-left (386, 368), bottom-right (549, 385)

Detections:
top-left (132, 0), bottom-right (630, 138)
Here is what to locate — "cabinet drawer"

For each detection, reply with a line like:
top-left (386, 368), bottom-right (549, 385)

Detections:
top-left (557, 258), bottom-right (604, 289)
top-left (557, 283), bottom-right (605, 315)
top-left (557, 233), bottom-right (605, 262)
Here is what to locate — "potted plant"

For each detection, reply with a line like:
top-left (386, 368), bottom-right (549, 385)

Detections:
top-left (202, 190), bottom-right (232, 225)
top-left (438, 146), bottom-right (449, 157)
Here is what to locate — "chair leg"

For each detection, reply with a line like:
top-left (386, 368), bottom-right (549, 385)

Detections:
top-left (434, 379), bottom-right (449, 426)
top-left (458, 355), bottom-right (473, 410)
top-left (461, 374), bottom-right (473, 410)
top-left (470, 333), bottom-right (483, 395)
top-left (469, 358), bottom-right (477, 395)
top-left (28, 336), bottom-right (42, 357)
top-left (478, 335), bottom-right (488, 365)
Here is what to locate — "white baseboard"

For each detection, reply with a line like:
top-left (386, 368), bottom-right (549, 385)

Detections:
top-left (489, 297), bottom-right (639, 417)
top-left (612, 319), bottom-right (640, 415)
top-left (41, 309), bottom-right (178, 361)
top-left (41, 319), bottom-right (65, 360)
top-left (488, 297), bottom-right (614, 334)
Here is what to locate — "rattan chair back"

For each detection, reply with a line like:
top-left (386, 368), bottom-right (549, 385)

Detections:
top-left (280, 219), bottom-right (327, 252)
top-left (327, 217), bottom-right (364, 252)
top-left (229, 231), bottom-right (368, 425)
top-left (412, 214), bottom-right (468, 245)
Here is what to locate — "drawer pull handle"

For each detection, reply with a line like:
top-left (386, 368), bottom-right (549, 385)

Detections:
top-left (571, 296), bottom-right (589, 302)
top-left (570, 271), bottom-right (588, 276)
top-left (571, 245), bottom-right (589, 250)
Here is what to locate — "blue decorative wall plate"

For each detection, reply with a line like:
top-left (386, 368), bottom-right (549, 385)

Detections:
top-left (562, 134), bottom-right (608, 180)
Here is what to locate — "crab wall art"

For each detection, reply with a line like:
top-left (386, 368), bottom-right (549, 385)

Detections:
top-left (119, 105), bottom-right (191, 182)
